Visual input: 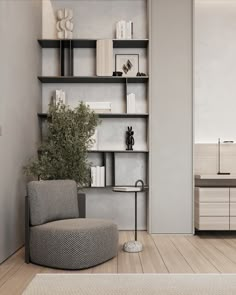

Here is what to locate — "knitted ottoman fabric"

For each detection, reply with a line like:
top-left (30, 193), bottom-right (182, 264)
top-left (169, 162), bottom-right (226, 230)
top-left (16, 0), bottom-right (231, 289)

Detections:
top-left (30, 218), bottom-right (118, 270)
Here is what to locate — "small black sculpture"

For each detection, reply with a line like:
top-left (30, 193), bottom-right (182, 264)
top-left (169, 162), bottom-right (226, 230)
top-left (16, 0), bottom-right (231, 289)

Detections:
top-left (136, 72), bottom-right (146, 76)
top-left (126, 126), bottom-right (135, 151)
top-left (113, 71), bottom-right (123, 76)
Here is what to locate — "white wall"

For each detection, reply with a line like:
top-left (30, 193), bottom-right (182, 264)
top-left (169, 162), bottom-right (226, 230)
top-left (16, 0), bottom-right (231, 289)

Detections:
top-left (0, 0), bottom-right (42, 263)
top-left (195, 0), bottom-right (236, 143)
top-left (149, 0), bottom-right (193, 233)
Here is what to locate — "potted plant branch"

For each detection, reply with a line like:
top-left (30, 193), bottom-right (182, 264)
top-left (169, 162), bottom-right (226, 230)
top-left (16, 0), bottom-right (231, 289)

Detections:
top-left (25, 102), bottom-right (100, 187)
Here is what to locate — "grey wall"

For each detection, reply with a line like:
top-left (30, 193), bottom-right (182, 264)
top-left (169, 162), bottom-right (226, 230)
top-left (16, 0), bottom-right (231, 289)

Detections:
top-left (149, 0), bottom-right (193, 233)
top-left (0, 0), bottom-right (42, 263)
top-left (42, 0), bottom-right (148, 39)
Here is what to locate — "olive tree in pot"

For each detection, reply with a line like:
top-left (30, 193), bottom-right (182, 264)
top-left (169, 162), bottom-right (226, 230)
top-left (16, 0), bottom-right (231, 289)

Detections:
top-left (25, 102), bottom-right (100, 187)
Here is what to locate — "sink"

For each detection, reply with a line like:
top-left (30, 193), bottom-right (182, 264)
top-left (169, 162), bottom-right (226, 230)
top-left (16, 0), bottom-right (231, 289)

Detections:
top-left (195, 174), bottom-right (236, 187)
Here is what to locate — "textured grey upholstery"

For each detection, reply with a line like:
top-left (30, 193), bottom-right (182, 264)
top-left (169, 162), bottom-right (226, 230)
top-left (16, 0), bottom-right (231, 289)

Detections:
top-left (30, 218), bottom-right (118, 269)
top-left (26, 180), bottom-right (119, 269)
top-left (27, 180), bottom-right (79, 226)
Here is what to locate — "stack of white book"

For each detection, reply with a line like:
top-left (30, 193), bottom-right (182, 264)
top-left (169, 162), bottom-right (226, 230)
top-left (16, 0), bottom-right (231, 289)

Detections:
top-left (91, 166), bottom-right (105, 187)
top-left (96, 39), bottom-right (113, 76)
top-left (127, 93), bottom-right (136, 113)
top-left (85, 102), bottom-right (112, 113)
top-left (116, 20), bottom-right (133, 39)
top-left (54, 89), bottom-right (66, 105)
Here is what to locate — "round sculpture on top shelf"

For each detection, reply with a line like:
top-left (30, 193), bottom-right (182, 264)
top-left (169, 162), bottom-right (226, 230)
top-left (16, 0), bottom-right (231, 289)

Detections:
top-left (56, 8), bottom-right (73, 39)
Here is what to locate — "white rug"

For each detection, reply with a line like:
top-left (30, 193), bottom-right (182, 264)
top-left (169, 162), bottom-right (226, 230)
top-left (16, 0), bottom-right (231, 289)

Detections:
top-left (23, 274), bottom-right (236, 295)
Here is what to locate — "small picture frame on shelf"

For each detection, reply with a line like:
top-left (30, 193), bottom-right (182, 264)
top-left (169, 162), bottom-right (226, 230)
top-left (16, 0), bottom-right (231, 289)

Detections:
top-left (115, 54), bottom-right (139, 77)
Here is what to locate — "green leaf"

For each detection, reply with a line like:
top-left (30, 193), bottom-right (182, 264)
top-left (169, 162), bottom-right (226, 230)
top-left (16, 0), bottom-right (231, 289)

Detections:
top-left (24, 101), bottom-right (100, 187)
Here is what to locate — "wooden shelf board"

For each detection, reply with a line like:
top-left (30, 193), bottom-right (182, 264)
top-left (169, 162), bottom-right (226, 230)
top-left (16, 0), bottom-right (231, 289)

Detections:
top-left (38, 76), bottom-right (149, 83)
top-left (38, 39), bottom-right (149, 49)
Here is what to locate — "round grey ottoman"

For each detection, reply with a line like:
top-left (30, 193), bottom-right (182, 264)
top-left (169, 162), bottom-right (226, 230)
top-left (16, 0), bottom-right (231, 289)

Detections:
top-left (29, 218), bottom-right (118, 270)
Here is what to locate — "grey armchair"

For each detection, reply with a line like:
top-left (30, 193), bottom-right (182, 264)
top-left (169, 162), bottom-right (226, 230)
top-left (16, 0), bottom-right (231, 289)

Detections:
top-left (25, 180), bottom-right (118, 270)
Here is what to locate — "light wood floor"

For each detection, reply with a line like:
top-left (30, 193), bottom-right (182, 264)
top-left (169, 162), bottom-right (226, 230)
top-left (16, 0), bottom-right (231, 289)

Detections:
top-left (1, 231), bottom-right (236, 294)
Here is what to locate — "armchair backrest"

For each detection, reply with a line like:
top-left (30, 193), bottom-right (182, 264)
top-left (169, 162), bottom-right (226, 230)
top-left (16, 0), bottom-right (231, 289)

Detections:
top-left (27, 180), bottom-right (79, 226)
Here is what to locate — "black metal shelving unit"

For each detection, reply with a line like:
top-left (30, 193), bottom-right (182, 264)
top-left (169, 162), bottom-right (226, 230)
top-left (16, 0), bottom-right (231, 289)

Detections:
top-left (38, 38), bottom-right (149, 189)
top-left (38, 76), bottom-right (148, 83)
top-left (38, 113), bottom-right (149, 119)
top-left (38, 39), bottom-right (149, 49)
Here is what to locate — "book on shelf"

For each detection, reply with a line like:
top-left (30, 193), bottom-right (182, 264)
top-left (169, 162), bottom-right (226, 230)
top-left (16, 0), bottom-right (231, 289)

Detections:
top-left (96, 166), bottom-right (100, 187)
top-left (91, 166), bottom-right (105, 187)
top-left (116, 20), bottom-right (133, 39)
top-left (53, 89), bottom-right (66, 105)
top-left (126, 21), bottom-right (133, 39)
top-left (91, 167), bottom-right (97, 187)
top-left (85, 102), bottom-right (112, 113)
top-left (100, 166), bottom-right (105, 187)
top-left (96, 39), bottom-right (113, 76)
top-left (127, 93), bottom-right (136, 113)
top-left (116, 20), bottom-right (126, 39)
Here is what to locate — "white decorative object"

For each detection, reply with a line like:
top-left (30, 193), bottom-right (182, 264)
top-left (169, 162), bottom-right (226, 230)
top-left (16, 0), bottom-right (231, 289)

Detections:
top-left (123, 240), bottom-right (143, 253)
top-left (127, 93), bottom-right (136, 113)
top-left (126, 21), bottom-right (133, 39)
top-left (90, 166), bottom-right (105, 187)
top-left (116, 20), bottom-right (126, 39)
top-left (85, 102), bottom-right (112, 113)
top-left (91, 167), bottom-right (96, 187)
top-left (100, 166), bottom-right (105, 187)
top-left (54, 89), bottom-right (66, 105)
top-left (96, 39), bottom-right (113, 76)
top-left (56, 8), bottom-right (73, 39)
top-left (116, 20), bottom-right (133, 39)
top-left (96, 166), bottom-right (100, 187)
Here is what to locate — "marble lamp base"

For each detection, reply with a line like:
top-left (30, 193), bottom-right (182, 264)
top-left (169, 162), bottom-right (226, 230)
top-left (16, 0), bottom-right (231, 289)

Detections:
top-left (123, 240), bottom-right (143, 253)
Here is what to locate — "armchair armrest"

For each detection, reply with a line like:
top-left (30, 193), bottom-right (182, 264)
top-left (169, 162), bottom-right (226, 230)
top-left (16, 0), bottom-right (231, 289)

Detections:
top-left (78, 193), bottom-right (86, 218)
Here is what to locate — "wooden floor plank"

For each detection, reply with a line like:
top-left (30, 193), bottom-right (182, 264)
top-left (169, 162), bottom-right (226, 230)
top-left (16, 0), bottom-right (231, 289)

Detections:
top-left (2, 232), bottom-right (236, 294)
top-left (91, 256), bottom-right (117, 273)
top-left (0, 248), bottom-right (25, 288)
top-left (117, 231), bottom-right (143, 273)
top-left (170, 236), bottom-right (218, 273)
top-left (223, 237), bottom-right (236, 249)
top-left (152, 235), bottom-right (193, 273)
top-left (204, 237), bottom-right (236, 265)
top-left (0, 263), bottom-right (44, 295)
top-left (187, 235), bottom-right (236, 273)
top-left (138, 231), bottom-right (168, 273)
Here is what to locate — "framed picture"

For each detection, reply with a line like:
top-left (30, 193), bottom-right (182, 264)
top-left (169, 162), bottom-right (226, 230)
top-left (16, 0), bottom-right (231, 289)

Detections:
top-left (115, 54), bottom-right (139, 77)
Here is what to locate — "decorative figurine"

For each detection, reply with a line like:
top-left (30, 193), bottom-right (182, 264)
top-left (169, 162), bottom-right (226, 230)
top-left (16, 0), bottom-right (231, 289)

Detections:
top-left (113, 71), bottom-right (123, 76)
top-left (136, 72), bottom-right (146, 76)
top-left (126, 126), bottom-right (135, 150)
top-left (56, 8), bottom-right (73, 39)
